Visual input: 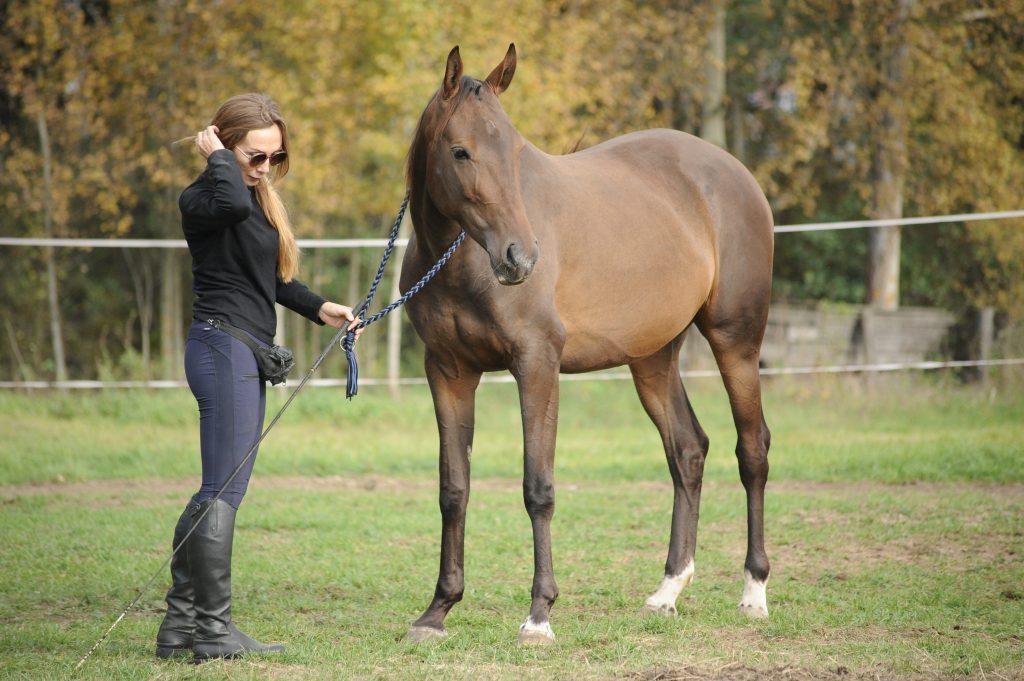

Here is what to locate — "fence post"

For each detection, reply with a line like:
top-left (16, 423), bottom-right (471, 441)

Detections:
top-left (977, 307), bottom-right (994, 385)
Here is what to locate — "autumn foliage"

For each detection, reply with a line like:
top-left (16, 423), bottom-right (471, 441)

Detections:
top-left (1, 0), bottom-right (1022, 381)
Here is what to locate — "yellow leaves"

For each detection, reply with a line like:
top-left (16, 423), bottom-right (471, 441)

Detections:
top-left (0, 0), bottom-right (1021, 311)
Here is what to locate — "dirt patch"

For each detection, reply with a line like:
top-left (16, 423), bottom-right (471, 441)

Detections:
top-left (625, 663), bottom-right (1023, 680)
top-left (3, 475), bottom-right (1022, 499)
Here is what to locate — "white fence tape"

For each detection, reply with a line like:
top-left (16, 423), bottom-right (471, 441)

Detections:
top-left (1, 358), bottom-right (1020, 390)
top-left (2, 210), bottom-right (1021, 390)
top-left (2, 210), bottom-right (1023, 249)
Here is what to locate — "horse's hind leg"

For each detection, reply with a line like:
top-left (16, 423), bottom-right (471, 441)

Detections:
top-left (630, 334), bottom-right (710, 616)
top-left (699, 313), bottom-right (772, 619)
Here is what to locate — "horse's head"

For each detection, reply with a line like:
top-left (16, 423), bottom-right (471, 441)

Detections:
top-left (410, 44), bottom-right (539, 285)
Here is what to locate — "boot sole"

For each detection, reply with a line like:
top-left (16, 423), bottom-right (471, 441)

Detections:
top-left (155, 646), bottom-right (192, 659)
top-left (193, 647), bottom-right (285, 664)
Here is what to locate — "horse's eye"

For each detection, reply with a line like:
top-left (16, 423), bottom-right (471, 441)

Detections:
top-left (452, 147), bottom-right (471, 161)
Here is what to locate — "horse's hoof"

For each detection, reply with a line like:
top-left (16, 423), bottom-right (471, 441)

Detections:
top-left (404, 625), bottom-right (447, 642)
top-left (517, 618), bottom-right (555, 646)
top-left (738, 603), bottom-right (769, 619)
top-left (517, 629), bottom-right (555, 645)
top-left (642, 567), bottom-right (692, 618)
top-left (739, 571), bottom-right (769, 619)
top-left (641, 602), bottom-right (677, 617)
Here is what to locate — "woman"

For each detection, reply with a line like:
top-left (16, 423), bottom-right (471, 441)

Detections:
top-left (155, 93), bottom-right (361, 662)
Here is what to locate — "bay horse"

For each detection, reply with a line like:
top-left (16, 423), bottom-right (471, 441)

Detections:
top-left (400, 44), bottom-right (774, 645)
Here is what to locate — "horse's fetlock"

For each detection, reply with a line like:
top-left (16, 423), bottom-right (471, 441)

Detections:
top-left (532, 585), bottom-right (559, 605)
top-left (436, 578), bottom-right (465, 603)
top-left (745, 554), bottom-right (770, 582)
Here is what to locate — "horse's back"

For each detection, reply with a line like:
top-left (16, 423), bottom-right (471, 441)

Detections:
top-left (574, 129), bottom-right (771, 225)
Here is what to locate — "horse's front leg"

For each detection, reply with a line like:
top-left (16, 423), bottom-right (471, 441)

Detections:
top-left (405, 354), bottom-right (481, 642)
top-left (512, 343), bottom-right (563, 645)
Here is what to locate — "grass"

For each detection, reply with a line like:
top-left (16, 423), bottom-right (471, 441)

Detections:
top-left (0, 373), bottom-right (1022, 679)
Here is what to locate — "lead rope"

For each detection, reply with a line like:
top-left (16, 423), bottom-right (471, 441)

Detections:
top-left (340, 192), bottom-right (465, 398)
top-left (75, 192), bottom-right (464, 671)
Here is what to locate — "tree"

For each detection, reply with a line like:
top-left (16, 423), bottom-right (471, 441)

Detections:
top-left (866, 0), bottom-right (914, 310)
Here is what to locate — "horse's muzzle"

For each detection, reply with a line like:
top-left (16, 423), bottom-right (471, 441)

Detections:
top-left (494, 241), bottom-right (538, 285)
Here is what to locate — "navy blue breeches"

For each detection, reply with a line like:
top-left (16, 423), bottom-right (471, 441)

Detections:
top-left (184, 319), bottom-right (267, 509)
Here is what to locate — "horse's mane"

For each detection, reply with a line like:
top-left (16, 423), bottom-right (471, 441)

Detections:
top-left (405, 76), bottom-right (481, 192)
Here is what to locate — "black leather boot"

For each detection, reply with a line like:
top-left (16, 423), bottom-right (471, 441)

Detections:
top-left (187, 499), bottom-right (285, 663)
top-left (155, 500), bottom-right (201, 658)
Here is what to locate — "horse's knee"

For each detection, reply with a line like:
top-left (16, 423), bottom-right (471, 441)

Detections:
top-left (670, 443), bottom-right (704, 482)
top-left (523, 478), bottom-right (555, 519)
top-left (439, 483), bottom-right (469, 518)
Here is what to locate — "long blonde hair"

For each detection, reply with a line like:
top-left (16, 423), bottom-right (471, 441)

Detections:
top-left (210, 93), bottom-right (299, 282)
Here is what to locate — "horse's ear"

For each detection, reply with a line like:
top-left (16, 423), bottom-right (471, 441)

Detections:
top-left (485, 43), bottom-right (517, 96)
top-left (442, 46), bottom-right (463, 101)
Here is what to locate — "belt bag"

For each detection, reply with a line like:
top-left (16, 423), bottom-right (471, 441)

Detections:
top-left (207, 318), bottom-right (295, 385)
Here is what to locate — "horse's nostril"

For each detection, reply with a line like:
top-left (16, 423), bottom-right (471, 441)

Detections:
top-left (507, 243), bottom-right (518, 264)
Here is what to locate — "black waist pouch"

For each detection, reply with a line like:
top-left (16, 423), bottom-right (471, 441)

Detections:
top-left (206, 318), bottom-right (295, 385)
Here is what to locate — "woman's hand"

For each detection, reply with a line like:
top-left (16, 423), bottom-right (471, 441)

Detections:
top-left (319, 302), bottom-right (363, 339)
top-left (195, 125), bottom-right (225, 159)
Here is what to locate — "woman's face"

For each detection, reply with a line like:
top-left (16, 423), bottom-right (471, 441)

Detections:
top-left (232, 125), bottom-right (284, 187)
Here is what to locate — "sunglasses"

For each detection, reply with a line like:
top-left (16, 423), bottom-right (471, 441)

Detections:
top-left (237, 147), bottom-right (288, 168)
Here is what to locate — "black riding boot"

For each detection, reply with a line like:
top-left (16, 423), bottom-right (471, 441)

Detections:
top-left (187, 498), bottom-right (285, 663)
top-left (155, 500), bottom-right (201, 658)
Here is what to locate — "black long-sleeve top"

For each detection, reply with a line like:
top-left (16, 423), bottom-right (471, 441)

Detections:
top-left (180, 149), bottom-right (325, 345)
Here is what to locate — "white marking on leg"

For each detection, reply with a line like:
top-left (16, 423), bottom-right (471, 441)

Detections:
top-left (643, 560), bottom-right (695, 615)
top-left (518, 616), bottom-right (555, 642)
top-left (738, 569), bottom-right (769, 619)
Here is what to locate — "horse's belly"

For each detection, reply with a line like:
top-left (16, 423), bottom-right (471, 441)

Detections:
top-left (549, 203), bottom-right (714, 371)
top-left (556, 261), bottom-right (711, 372)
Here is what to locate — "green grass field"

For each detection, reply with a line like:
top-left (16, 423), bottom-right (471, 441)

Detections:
top-left (1, 374), bottom-right (1022, 680)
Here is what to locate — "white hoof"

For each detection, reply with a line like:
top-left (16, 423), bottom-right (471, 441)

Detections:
top-left (404, 625), bottom-right (447, 642)
top-left (738, 603), bottom-right (769, 619)
top-left (517, 617), bottom-right (555, 645)
top-left (643, 562), bottom-right (694, 617)
top-left (738, 569), bottom-right (769, 619)
top-left (641, 602), bottom-right (677, 617)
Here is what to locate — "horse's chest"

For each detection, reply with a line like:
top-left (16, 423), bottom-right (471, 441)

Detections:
top-left (408, 289), bottom-right (509, 369)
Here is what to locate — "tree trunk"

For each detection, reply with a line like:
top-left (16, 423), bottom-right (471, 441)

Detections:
top-left (701, 1), bottom-right (727, 149)
top-left (310, 248), bottom-right (323, 367)
top-left (730, 94), bottom-right (746, 163)
top-left (124, 250), bottom-right (155, 381)
top-left (866, 0), bottom-right (913, 311)
top-left (160, 249), bottom-right (184, 379)
top-left (38, 109), bottom-right (67, 385)
top-left (158, 0), bottom-right (185, 379)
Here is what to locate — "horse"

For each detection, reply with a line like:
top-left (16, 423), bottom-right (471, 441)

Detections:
top-left (399, 43), bottom-right (774, 645)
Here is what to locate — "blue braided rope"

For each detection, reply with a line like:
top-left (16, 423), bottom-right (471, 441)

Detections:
top-left (352, 193), bottom-right (410, 320)
top-left (341, 194), bottom-right (466, 399)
